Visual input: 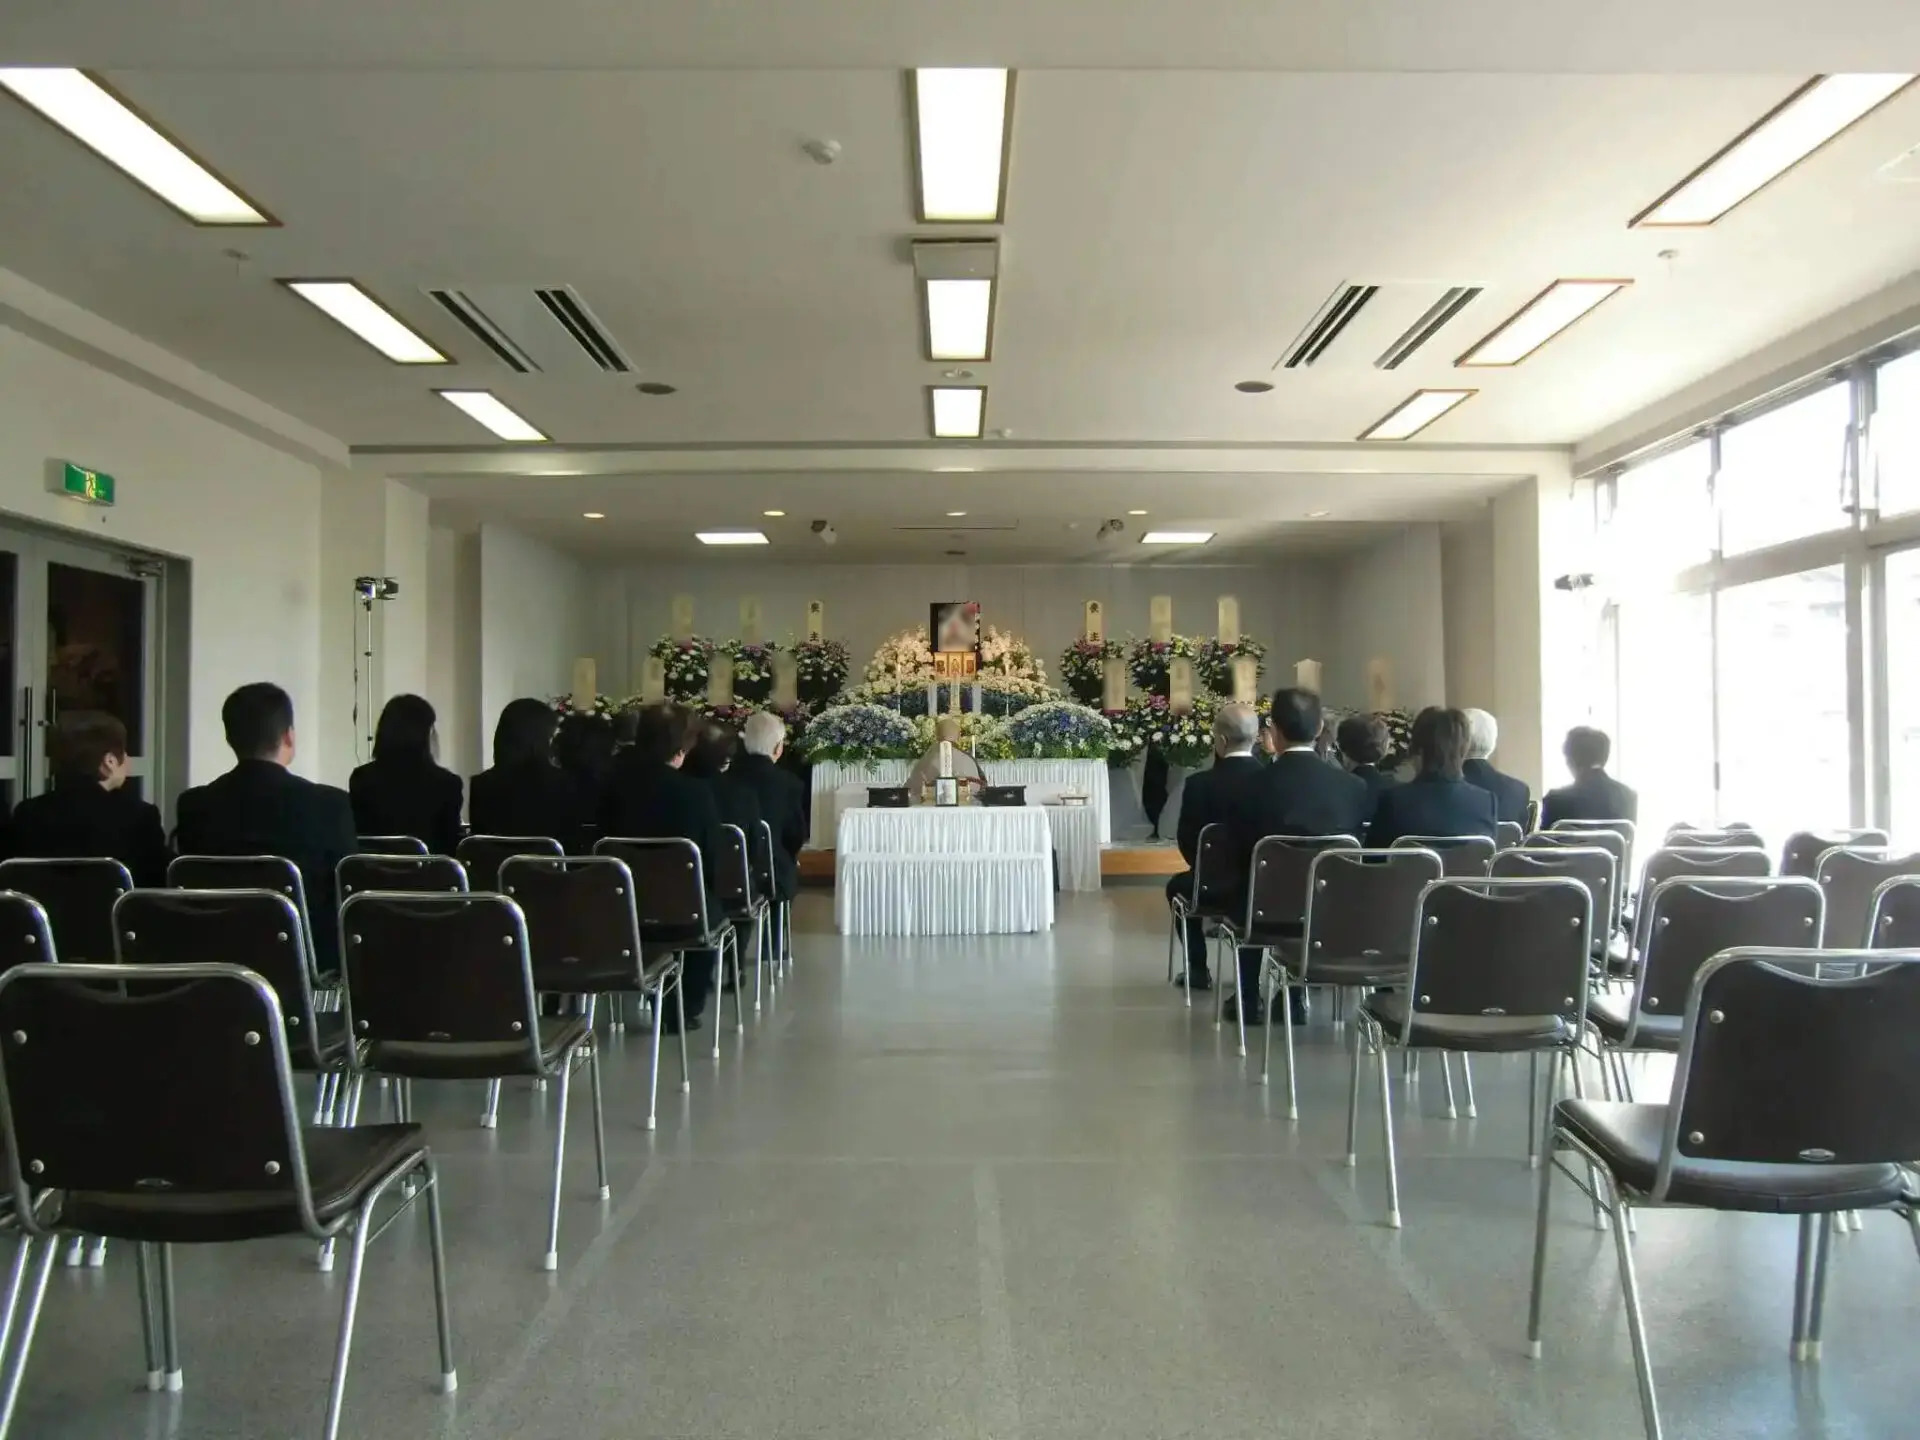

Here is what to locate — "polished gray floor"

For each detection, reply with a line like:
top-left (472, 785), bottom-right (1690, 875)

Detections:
top-left (17, 887), bottom-right (1919, 1439)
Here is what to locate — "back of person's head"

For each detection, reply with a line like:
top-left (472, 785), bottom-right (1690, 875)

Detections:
top-left (1411, 706), bottom-right (1470, 780)
top-left (553, 712), bottom-right (615, 779)
top-left (492, 698), bottom-right (557, 768)
top-left (1565, 725), bottom-right (1612, 773)
top-left (611, 708), bottom-right (640, 748)
top-left (1212, 702), bottom-right (1259, 753)
top-left (223, 682), bottom-right (295, 761)
top-left (934, 717), bottom-right (962, 744)
top-left (632, 702), bottom-right (695, 764)
top-left (685, 721), bottom-right (740, 778)
top-left (742, 710), bottom-right (785, 757)
top-left (1462, 707), bottom-right (1498, 760)
top-left (50, 710), bottom-right (128, 785)
top-left (1336, 713), bottom-right (1389, 767)
top-left (372, 693), bottom-right (437, 764)
top-left (1268, 687), bottom-right (1322, 746)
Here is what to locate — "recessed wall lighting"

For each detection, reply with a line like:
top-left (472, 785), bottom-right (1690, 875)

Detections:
top-left (1127, 509), bottom-right (1149, 516)
top-left (279, 279), bottom-right (448, 364)
top-left (1358, 388), bottom-right (1476, 442)
top-left (1235, 380), bottom-right (1274, 394)
top-left (582, 512), bottom-right (606, 520)
top-left (1456, 280), bottom-right (1631, 366)
top-left (1140, 531), bottom-right (1215, 545)
top-left (696, 531), bottom-right (770, 546)
top-left (0, 68), bottom-right (273, 225)
top-left (911, 68), bottom-right (1013, 223)
top-left (436, 390), bottom-right (547, 442)
top-left (928, 385), bottom-right (986, 439)
top-left (1633, 74), bottom-right (1915, 226)
top-left (946, 510), bottom-right (968, 517)
top-left (636, 381), bottom-right (678, 396)
top-left (763, 509), bottom-right (786, 517)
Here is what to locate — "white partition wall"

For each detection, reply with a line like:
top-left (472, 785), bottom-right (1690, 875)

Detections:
top-left (477, 523), bottom-right (598, 745)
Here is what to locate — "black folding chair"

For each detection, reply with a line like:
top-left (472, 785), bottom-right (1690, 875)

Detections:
top-left (711, 824), bottom-right (767, 1038)
top-left (593, 837), bottom-right (739, 1060)
top-left (0, 962), bottom-right (455, 1437)
top-left (1814, 846), bottom-right (1920, 948)
top-left (355, 835), bottom-right (427, 856)
top-left (1221, 834), bottom-right (1357, 1056)
top-left (1494, 821), bottom-right (1525, 851)
top-left (1167, 822), bottom-right (1235, 1006)
top-left (1390, 834), bottom-right (1495, 877)
top-left (168, 854), bottom-right (326, 987)
top-left (1494, 847), bottom-right (1617, 969)
top-left (455, 834), bottom-right (564, 894)
top-left (1869, 875), bottom-right (1920, 949)
top-left (749, 818), bottom-right (791, 1003)
top-left (1665, 826), bottom-right (1764, 850)
top-left (1782, 828), bottom-right (1888, 879)
top-left (500, 855), bottom-right (688, 1131)
top-left (0, 857), bottom-right (133, 964)
top-left (340, 892), bottom-right (600, 1271)
top-left (0, 895), bottom-right (53, 981)
top-left (336, 854), bottom-right (468, 904)
top-left (1529, 948), bottom-right (1920, 1440)
top-left (1262, 846), bottom-right (1441, 1118)
top-left (1351, 876), bottom-right (1593, 1227)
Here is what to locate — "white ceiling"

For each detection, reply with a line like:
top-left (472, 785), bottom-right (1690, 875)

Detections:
top-left (4, 0), bottom-right (1920, 560)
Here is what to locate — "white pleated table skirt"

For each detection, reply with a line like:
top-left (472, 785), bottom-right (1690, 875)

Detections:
top-left (808, 759), bottom-right (1113, 850)
top-left (835, 807), bottom-right (1055, 936)
top-left (829, 786), bottom-right (1102, 892)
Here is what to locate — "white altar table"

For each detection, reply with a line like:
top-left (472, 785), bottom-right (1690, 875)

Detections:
top-left (835, 805), bottom-right (1055, 936)
top-left (809, 758), bottom-right (1112, 850)
top-left (829, 785), bottom-right (1101, 892)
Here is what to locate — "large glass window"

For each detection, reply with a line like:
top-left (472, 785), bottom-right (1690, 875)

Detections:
top-left (1885, 548), bottom-right (1920, 847)
top-left (1872, 350), bottom-right (1920, 519)
top-left (1605, 440), bottom-right (1714, 585)
top-left (1614, 591), bottom-right (1714, 846)
top-left (1717, 382), bottom-right (1852, 556)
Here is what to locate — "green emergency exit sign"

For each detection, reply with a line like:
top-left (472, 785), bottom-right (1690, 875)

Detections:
top-left (59, 462), bottom-right (115, 506)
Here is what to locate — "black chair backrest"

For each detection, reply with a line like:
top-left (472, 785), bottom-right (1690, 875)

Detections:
top-left (1816, 847), bottom-right (1920, 949)
top-left (1390, 834), bottom-right (1494, 878)
top-left (1522, 799), bottom-right (1541, 834)
top-left (113, 889), bottom-right (326, 1065)
top-left (1491, 846), bottom-right (1616, 949)
top-left (1406, 876), bottom-right (1592, 1026)
top-left (1302, 847), bottom-right (1442, 969)
top-left (750, 819), bottom-right (777, 900)
top-left (0, 963), bottom-right (319, 1229)
top-left (1640, 845), bottom-right (1772, 891)
top-left (1666, 826), bottom-right (1764, 850)
top-left (1493, 821), bottom-right (1525, 851)
top-left (1782, 828), bottom-right (1890, 879)
top-left (0, 892), bottom-right (56, 976)
top-left (710, 824), bottom-right (756, 912)
top-left (1187, 823), bottom-right (1236, 913)
top-left (338, 853), bottom-right (468, 902)
top-left (456, 834), bottom-right (565, 893)
top-left (1870, 876), bottom-right (1920, 950)
top-left (356, 835), bottom-right (428, 856)
top-left (866, 787), bottom-right (910, 808)
top-left (499, 855), bottom-right (645, 994)
top-left (1549, 817), bottom-right (1636, 879)
top-left (169, 853), bottom-right (320, 979)
top-left (1656, 949), bottom-right (1920, 1201)
top-left (981, 785), bottom-right (1026, 807)
top-left (1243, 834), bottom-right (1359, 939)
top-left (1634, 878), bottom-right (1824, 1029)
top-left (593, 836), bottom-right (716, 943)
top-left (339, 892), bottom-right (541, 1061)
top-left (0, 857), bottom-right (134, 964)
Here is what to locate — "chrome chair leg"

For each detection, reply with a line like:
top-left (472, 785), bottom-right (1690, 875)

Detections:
top-left (1259, 959), bottom-right (1275, 1087)
top-left (1608, 1185), bottom-right (1663, 1440)
top-left (1527, 1054), bottom-right (1543, 1170)
top-left (587, 1040), bottom-right (611, 1202)
top-left (84, 1236), bottom-right (105, 1269)
top-left (1525, 1114), bottom-right (1556, 1359)
top-left (1804, 1212), bottom-right (1836, 1362)
top-left (646, 984), bottom-right (665, 1132)
top-left (1343, 1022), bottom-right (1364, 1167)
top-left (1280, 975), bottom-right (1300, 1121)
top-left (1440, 1051), bottom-right (1458, 1119)
top-left (0, 1236), bottom-right (54, 1439)
top-left (61, 1237), bottom-right (84, 1269)
top-left (134, 1241), bottom-right (162, 1390)
top-left (480, 1077), bottom-right (501, 1129)
top-left (422, 1157), bottom-right (458, 1396)
top-left (1790, 1214), bottom-right (1815, 1360)
top-left (542, 1058), bottom-right (574, 1271)
top-left (710, 951), bottom-right (725, 1061)
top-left (674, 974), bottom-right (692, 1094)
top-left (732, 933), bottom-right (747, 1037)
top-left (1564, 1049), bottom-right (1606, 1231)
top-left (1459, 1055), bottom-right (1477, 1119)
top-left (321, 1212), bottom-right (374, 1440)
top-left (753, 912), bottom-right (766, 1014)
top-left (156, 1242), bottom-right (183, 1392)
top-left (1377, 1036), bottom-right (1402, 1229)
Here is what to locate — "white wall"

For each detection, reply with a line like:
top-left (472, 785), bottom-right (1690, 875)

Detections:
top-left (478, 523), bottom-right (594, 751)
top-left (593, 561), bottom-right (1336, 698)
top-left (1323, 526), bottom-right (1447, 713)
top-left (424, 525), bottom-right (482, 782)
top-left (1441, 508), bottom-right (1497, 711)
top-left (0, 323), bottom-right (323, 789)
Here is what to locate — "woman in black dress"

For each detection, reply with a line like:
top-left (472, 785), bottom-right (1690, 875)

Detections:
top-left (348, 694), bottom-right (465, 855)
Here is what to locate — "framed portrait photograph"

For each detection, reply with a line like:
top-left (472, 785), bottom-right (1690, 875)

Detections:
top-left (930, 601), bottom-right (980, 655)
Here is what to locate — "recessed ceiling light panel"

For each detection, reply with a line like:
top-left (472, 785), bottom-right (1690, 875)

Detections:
top-left (929, 386), bottom-right (986, 439)
top-left (582, 512), bottom-right (606, 520)
top-left (925, 278), bottom-right (994, 361)
top-left (1127, 509), bottom-right (1149, 516)
top-left (280, 279), bottom-right (449, 364)
top-left (1633, 73), bottom-right (1916, 226)
top-left (912, 68), bottom-right (1012, 223)
top-left (436, 389), bottom-right (547, 442)
top-left (763, 509), bottom-right (786, 517)
top-left (1456, 279), bottom-right (1630, 367)
top-left (0, 67), bottom-right (272, 225)
top-left (696, 531), bottom-right (770, 546)
top-left (1140, 531), bottom-right (1215, 545)
top-left (1358, 388), bottom-right (1476, 442)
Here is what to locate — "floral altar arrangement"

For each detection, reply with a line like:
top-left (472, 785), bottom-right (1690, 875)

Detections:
top-left (791, 637), bottom-right (851, 704)
top-left (721, 640), bottom-right (781, 703)
top-left (864, 626), bottom-right (935, 685)
top-left (909, 711), bottom-right (1012, 761)
top-left (648, 636), bottom-right (716, 701)
top-left (1058, 638), bottom-right (1123, 706)
top-left (1127, 635), bottom-right (1203, 696)
top-left (864, 624), bottom-right (1047, 686)
top-left (851, 676), bottom-right (1050, 718)
top-left (1114, 693), bottom-right (1216, 768)
top-left (1102, 708), bottom-right (1143, 766)
top-left (799, 703), bottom-right (921, 764)
top-left (1001, 701), bottom-right (1117, 760)
top-left (1195, 636), bottom-right (1268, 697)
top-left (549, 693), bottom-right (623, 720)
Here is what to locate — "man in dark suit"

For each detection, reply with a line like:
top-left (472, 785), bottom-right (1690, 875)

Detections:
top-left (6, 711), bottom-right (168, 885)
top-left (734, 711), bottom-right (805, 896)
top-left (1541, 726), bottom-right (1638, 828)
top-left (1166, 703), bottom-right (1270, 999)
top-left (1334, 713), bottom-right (1397, 825)
top-left (1367, 707), bottom-right (1499, 847)
top-left (1461, 708), bottom-right (1531, 825)
top-left (174, 682), bottom-right (358, 972)
top-left (600, 703), bottom-right (725, 1033)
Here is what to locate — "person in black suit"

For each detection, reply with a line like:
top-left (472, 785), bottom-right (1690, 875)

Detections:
top-left (469, 699), bottom-right (591, 854)
top-left (734, 711), bottom-right (805, 897)
top-left (553, 712), bottom-right (616, 814)
top-left (1335, 713), bottom-right (1397, 824)
top-left (1259, 689), bottom-right (1372, 838)
top-left (348, 694), bottom-right (463, 855)
top-left (1461, 708), bottom-right (1531, 825)
top-left (6, 710), bottom-right (167, 885)
top-left (684, 719), bottom-right (765, 844)
top-left (1541, 726), bottom-right (1638, 828)
top-left (175, 682), bottom-right (358, 972)
top-left (1166, 704), bottom-right (1270, 998)
top-left (1366, 707), bottom-right (1498, 847)
top-left (600, 703), bottom-right (725, 1032)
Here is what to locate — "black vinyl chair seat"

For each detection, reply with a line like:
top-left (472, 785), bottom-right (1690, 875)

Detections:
top-left (1557, 1100), bottom-right (1907, 1214)
top-left (1299, 952), bottom-right (1409, 986)
top-left (57, 1123), bottom-right (428, 1244)
top-left (365, 1014), bottom-right (590, 1082)
top-left (1585, 993), bottom-right (1682, 1050)
top-left (1362, 991), bottom-right (1570, 1051)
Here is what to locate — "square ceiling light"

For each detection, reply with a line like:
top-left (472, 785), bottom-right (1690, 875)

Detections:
top-left (1140, 531), bottom-right (1215, 545)
top-left (1456, 280), bottom-right (1630, 367)
top-left (912, 69), bottom-right (1013, 223)
top-left (280, 280), bottom-right (449, 364)
top-left (929, 386), bottom-right (986, 439)
top-left (696, 531), bottom-right (770, 546)
top-left (436, 390), bottom-right (547, 442)
top-left (1359, 388), bottom-right (1476, 441)
top-left (913, 238), bottom-right (1000, 362)
top-left (0, 68), bottom-right (272, 225)
top-left (1633, 74), bottom-right (1915, 226)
